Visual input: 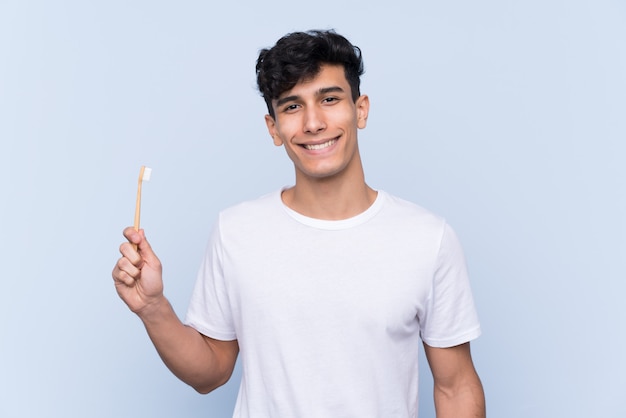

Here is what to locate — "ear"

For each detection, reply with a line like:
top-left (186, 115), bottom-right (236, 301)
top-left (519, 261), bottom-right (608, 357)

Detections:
top-left (265, 114), bottom-right (283, 146)
top-left (356, 95), bottom-right (370, 129)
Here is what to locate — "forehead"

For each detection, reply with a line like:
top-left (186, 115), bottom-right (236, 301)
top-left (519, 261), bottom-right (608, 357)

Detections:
top-left (278, 64), bottom-right (349, 99)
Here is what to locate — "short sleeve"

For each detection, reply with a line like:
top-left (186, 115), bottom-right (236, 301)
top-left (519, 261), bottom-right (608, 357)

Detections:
top-left (184, 218), bottom-right (237, 341)
top-left (419, 222), bottom-right (481, 347)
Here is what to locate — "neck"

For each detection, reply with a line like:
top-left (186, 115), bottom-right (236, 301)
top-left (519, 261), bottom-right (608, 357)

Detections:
top-left (282, 158), bottom-right (377, 221)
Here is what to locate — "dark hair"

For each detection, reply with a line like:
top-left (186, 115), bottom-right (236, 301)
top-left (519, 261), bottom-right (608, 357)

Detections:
top-left (256, 29), bottom-right (364, 118)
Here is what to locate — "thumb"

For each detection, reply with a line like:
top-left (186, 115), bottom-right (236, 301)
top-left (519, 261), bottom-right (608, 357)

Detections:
top-left (136, 229), bottom-right (160, 265)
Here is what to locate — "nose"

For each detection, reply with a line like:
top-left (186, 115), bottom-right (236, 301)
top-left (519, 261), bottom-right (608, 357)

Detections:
top-left (303, 106), bottom-right (326, 134)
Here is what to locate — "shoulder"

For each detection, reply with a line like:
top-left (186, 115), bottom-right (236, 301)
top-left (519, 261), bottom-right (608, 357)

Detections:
top-left (377, 191), bottom-right (468, 255)
top-left (220, 190), bottom-right (280, 215)
top-left (378, 191), bottom-right (447, 232)
top-left (214, 189), bottom-right (286, 234)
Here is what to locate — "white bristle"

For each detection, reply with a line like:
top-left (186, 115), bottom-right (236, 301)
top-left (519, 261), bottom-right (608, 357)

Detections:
top-left (142, 167), bottom-right (152, 181)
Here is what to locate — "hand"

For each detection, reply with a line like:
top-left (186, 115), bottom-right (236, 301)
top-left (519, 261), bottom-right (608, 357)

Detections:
top-left (112, 227), bottom-right (164, 315)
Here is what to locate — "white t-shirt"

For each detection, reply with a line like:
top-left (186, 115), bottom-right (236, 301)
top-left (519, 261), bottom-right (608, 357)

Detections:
top-left (185, 189), bottom-right (481, 417)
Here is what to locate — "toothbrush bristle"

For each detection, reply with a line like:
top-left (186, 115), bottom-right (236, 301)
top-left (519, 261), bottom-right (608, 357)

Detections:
top-left (142, 167), bottom-right (152, 181)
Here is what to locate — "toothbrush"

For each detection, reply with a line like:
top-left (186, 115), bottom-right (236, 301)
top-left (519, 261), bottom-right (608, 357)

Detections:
top-left (133, 165), bottom-right (152, 248)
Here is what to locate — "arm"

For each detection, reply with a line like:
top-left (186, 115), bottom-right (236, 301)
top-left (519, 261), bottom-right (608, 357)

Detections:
top-left (423, 342), bottom-right (485, 418)
top-left (112, 227), bottom-right (238, 393)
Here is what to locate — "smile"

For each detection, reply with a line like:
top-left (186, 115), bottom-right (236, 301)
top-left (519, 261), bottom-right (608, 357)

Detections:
top-left (303, 139), bottom-right (337, 150)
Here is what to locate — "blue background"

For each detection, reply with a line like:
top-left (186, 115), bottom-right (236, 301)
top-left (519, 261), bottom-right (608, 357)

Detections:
top-left (1, 0), bottom-right (624, 417)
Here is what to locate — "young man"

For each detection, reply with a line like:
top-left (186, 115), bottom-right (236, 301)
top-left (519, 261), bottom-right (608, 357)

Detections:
top-left (113, 30), bottom-right (485, 417)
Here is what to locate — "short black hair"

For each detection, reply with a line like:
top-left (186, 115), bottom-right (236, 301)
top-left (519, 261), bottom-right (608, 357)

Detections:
top-left (256, 30), bottom-right (364, 118)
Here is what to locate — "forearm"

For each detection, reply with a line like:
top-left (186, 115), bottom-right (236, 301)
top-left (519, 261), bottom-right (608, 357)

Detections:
top-left (434, 375), bottom-right (485, 418)
top-left (137, 296), bottom-right (236, 393)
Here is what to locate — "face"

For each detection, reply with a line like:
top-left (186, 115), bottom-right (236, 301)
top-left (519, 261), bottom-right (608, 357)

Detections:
top-left (265, 64), bottom-right (369, 183)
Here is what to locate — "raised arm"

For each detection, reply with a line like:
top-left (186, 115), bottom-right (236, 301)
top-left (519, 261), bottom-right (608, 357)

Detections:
top-left (423, 342), bottom-right (486, 418)
top-left (112, 227), bottom-right (238, 393)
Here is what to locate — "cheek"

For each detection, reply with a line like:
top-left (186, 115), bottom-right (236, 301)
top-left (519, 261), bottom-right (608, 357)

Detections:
top-left (282, 142), bottom-right (304, 166)
top-left (330, 109), bottom-right (358, 129)
top-left (275, 119), bottom-right (301, 141)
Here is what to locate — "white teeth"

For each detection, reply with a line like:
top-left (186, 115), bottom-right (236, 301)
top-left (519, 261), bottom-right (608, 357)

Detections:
top-left (304, 139), bottom-right (336, 150)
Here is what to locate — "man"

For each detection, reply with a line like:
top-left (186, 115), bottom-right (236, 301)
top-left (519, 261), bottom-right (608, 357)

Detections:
top-left (113, 30), bottom-right (485, 417)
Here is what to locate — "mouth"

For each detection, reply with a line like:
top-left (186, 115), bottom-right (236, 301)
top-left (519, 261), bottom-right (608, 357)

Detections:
top-left (302, 138), bottom-right (338, 151)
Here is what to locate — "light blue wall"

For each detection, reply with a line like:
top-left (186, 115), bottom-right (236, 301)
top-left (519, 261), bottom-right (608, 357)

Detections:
top-left (1, 1), bottom-right (624, 417)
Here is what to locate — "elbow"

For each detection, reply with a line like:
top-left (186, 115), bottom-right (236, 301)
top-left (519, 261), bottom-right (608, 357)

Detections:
top-left (190, 371), bottom-right (233, 395)
top-left (192, 382), bottom-right (221, 395)
top-left (433, 374), bottom-right (486, 417)
top-left (187, 336), bottom-right (239, 394)
top-left (193, 385), bottom-right (215, 395)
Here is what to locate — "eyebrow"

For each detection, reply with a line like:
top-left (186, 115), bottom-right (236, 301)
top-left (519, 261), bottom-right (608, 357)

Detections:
top-left (275, 86), bottom-right (346, 108)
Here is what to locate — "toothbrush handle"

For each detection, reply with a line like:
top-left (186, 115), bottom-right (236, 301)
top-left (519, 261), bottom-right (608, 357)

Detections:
top-left (133, 166), bottom-right (146, 249)
top-left (134, 166), bottom-right (146, 230)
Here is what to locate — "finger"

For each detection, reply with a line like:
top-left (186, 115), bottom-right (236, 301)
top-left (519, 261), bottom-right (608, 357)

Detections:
top-left (116, 256), bottom-right (142, 279)
top-left (114, 269), bottom-right (136, 287)
top-left (136, 229), bottom-right (161, 267)
top-left (112, 262), bottom-right (138, 287)
top-left (119, 241), bottom-right (143, 268)
top-left (123, 227), bottom-right (141, 245)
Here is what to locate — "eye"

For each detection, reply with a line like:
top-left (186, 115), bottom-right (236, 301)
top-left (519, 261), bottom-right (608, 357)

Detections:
top-left (322, 97), bottom-right (339, 104)
top-left (283, 104), bottom-right (300, 113)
